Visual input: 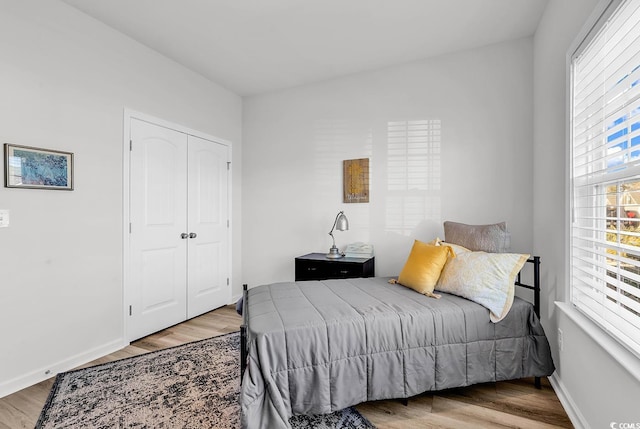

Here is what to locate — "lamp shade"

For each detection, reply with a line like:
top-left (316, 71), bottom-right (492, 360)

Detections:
top-left (335, 212), bottom-right (349, 231)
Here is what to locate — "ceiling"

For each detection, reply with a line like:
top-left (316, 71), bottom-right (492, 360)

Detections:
top-left (60, 0), bottom-right (549, 96)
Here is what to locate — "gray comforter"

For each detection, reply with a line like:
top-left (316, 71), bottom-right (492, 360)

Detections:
top-left (240, 277), bottom-right (555, 429)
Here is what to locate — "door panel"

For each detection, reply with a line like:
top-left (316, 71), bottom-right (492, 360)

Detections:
top-left (141, 247), bottom-right (181, 310)
top-left (144, 141), bottom-right (181, 226)
top-left (129, 119), bottom-right (188, 341)
top-left (187, 135), bottom-right (229, 318)
top-left (191, 241), bottom-right (220, 296)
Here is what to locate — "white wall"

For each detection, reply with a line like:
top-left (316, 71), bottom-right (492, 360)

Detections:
top-left (533, 0), bottom-right (640, 427)
top-left (0, 0), bottom-right (242, 396)
top-left (243, 38), bottom-right (534, 287)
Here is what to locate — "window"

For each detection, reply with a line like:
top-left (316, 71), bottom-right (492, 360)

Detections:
top-left (570, 0), bottom-right (640, 356)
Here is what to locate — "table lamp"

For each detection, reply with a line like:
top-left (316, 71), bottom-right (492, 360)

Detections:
top-left (327, 211), bottom-right (349, 259)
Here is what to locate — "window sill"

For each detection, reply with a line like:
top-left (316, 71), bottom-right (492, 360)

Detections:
top-left (555, 301), bottom-right (640, 383)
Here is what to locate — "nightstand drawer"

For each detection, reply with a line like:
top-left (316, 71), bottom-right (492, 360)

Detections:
top-left (329, 263), bottom-right (365, 278)
top-left (295, 259), bottom-right (332, 280)
top-left (295, 253), bottom-right (375, 281)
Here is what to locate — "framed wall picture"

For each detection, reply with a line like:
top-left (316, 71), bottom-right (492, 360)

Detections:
top-left (4, 144), bottom-right (74, 190)
top-left (343, 158), bottom-right (369, 203)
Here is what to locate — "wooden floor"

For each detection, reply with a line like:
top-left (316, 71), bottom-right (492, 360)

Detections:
top-left (0, 305), bottom-right (572, 429)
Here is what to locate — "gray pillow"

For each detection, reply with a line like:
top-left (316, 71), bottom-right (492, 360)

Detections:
top-left (443, 221), bottom-right (511, 253)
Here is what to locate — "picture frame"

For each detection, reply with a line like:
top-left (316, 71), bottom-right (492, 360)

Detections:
top-left (343, 158), bottom-right (369, 203)
top-left (4, 144), bottom-right (74, 190)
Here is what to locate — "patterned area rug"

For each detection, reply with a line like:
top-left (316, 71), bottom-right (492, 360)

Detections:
top-left (36, 332), bottom-right (375, 429)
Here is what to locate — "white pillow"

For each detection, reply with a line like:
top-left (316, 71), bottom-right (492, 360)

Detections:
top-left (429, 237), bottom-right (471, 256)
top-left (436, 251), bottom-right (529, 322)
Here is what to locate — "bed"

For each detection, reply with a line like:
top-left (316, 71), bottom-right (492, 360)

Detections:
top-left (239, 222), bottom-right (555, 429)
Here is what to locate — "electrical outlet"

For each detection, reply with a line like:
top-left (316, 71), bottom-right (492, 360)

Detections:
top-left (558, 328), bottom-right (564, 352)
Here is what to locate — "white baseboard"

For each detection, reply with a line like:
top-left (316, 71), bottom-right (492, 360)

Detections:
top-left (0, 338), bottom-right (126, 399)
top-left (230, 293), bottom-right (242, 305)
top-left (549, 373), bottom-right (590, 429)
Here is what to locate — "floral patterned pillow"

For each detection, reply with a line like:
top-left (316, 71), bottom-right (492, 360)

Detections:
top-left (436, 251), bottom-right (529, 322)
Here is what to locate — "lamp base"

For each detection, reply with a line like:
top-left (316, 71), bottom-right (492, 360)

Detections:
top-left (326, 246), bottom-right (344, 259)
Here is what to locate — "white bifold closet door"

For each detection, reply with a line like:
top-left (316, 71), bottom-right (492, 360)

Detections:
top-left (128, 118), bottom-right (229, 341)
top-left (186, 135), bottom-right (229, 319)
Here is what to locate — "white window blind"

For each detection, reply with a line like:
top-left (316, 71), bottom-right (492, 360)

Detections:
top-left (571, 0), bottom-right (640, 356)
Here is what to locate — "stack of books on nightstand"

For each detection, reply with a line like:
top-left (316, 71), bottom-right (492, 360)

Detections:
top-left (344, 242), bottom-right (374, 259)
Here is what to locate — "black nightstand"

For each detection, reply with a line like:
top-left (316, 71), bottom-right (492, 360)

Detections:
top-left (295, 253), bottom-right (375, 281)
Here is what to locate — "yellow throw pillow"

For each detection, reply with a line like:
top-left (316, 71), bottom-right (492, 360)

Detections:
top-left (395, 240), bottom-right (455, 297)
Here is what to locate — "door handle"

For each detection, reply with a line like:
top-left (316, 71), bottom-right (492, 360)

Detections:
top-left (189, 232), bottom-right (197, 239)
top-left (181, 233), bottom-right (189, 239)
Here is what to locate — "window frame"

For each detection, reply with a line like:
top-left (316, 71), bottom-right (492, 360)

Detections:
top-left (568, 0), bottom-right (640, 359)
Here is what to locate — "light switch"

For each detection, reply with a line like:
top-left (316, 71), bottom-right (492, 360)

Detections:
top-left (0, 210), bottom-right (9, 227)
